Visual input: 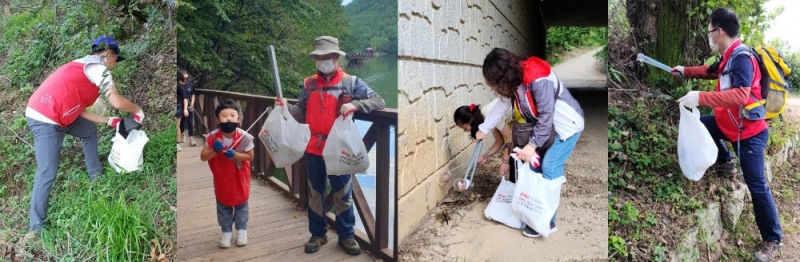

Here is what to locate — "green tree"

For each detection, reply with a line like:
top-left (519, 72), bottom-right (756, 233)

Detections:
top-left (626, 0), bottom-right (778, 90)
top-left (342, 0), bottom-right (397, 54)
top-left (177, 0), bottom-right (349, 97)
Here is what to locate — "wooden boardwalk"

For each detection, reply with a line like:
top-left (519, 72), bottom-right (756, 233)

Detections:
top-left (176, 142), bottom-right (376, 261)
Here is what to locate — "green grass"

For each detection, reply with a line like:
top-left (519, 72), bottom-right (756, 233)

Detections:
top-left (0, 112), bottom-right (176, 261)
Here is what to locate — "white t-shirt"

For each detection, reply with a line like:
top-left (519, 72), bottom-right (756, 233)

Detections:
top-left (25, 55), bottom-right (115, 124)
top-left (222, 134), bottom-right (255, 151)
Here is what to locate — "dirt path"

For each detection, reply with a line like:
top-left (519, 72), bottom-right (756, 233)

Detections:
top-left (398, 89), bottom-right (608, 261)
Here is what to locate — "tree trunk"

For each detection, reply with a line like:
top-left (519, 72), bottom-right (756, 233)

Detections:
top-left (627, 0), bottom-right (706, 89)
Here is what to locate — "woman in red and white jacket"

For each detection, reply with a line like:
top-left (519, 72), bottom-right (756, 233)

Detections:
top-left (476, 48), bottom-right (585, 239)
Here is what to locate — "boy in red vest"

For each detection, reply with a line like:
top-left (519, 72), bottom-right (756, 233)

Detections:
top-left (200, 98), bottom-right (255, 248)
top-left (275, 36), bottom-right (385, 255)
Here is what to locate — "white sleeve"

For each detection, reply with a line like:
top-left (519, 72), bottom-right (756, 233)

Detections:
top-left (478, 97), bottom-right (512, 134)
top-left (244, 139), bottom-right (255, 151)
top-left (84, 63), bottom-right (114, 94)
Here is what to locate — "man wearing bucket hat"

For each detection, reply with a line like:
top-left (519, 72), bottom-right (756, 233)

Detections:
top-left (25, 36), bottom-right (145, 233)
top-left (275, 36), bottom-right (384, 255)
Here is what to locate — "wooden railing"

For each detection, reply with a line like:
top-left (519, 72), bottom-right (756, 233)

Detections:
top-left (191, 89), bottom-right (397, 261)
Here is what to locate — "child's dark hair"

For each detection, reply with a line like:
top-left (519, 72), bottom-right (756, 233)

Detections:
top-left (178, 69), bottom-right (188, 82)
top-left (454, 104), bottom-right (484, 139)
top-left (214, 98), bottom-right (240, 119)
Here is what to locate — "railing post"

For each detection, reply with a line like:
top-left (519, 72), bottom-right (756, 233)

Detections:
top-left (375, 123), bottom-right (391, 252)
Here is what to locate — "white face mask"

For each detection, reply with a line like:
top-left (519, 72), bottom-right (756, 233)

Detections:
top-left (708, 35), bottom-right (719, 53)
top-left (316, 59), bottom-right (336, 74)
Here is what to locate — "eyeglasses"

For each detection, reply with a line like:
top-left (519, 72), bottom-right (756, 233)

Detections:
top-left (707, 27), bottom-right (720, 35)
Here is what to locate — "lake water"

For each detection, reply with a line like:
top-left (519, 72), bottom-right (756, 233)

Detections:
top-left (348, 55), bottom-right (397, 248)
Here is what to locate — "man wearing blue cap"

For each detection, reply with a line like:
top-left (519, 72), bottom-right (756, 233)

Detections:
top-left (25, 36), bottom-right (146, 233)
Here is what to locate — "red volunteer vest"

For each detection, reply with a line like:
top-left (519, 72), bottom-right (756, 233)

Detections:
top-left (714, 40), bottom-right (767, 141)
top-left (206, 130), bottom-right (251, 207)
top-left (303, 69), bottom-right (352, 156)
top-left (27, 62), bottom-right (100, 127)
top-left (513, 56), bottom-right (554, 120)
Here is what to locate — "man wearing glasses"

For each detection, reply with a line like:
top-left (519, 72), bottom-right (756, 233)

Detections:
top-left (671, 8), bottom-right (781, 262)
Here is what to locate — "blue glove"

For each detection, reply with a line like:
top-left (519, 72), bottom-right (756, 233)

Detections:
top-left (224, 148), bottom-right (236, 159)
top-left (213, 139), bottom-right (224, 153)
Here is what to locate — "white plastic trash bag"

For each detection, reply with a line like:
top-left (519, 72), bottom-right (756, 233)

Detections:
top-left (322, 114), bottom-right (369, 175)
top-left (677, 103), bottom-right (718, 181)
top-left (484, 177), bottom-right (525, 229)
top-left (108, 129), bottom-right (148, 173)
top-left (511, 158), bottom-right (565, 237)
top-left (260, 104), bottom-right (310, 168)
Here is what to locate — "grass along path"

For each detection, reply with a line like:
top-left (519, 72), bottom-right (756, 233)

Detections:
top-left (0, 111), bottom-right (177, 261)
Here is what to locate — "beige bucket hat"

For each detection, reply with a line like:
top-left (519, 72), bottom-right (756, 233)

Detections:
top-left (308, 36), bottom-right (346, 58)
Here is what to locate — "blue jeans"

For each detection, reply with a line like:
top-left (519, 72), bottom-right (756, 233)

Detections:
top-left (217, 200), bottom-right (248, 232)
top-left (701, 116), bottom-right (782, 242)
top-left (530, 132), bottom-right (581, 224)
top-left (27, 117), bottom-right (101, 232)
top-left (304, 153), bottom-right (355, 238)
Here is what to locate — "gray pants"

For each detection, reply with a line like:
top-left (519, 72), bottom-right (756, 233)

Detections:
top-left (217, 200), bottom-right (248, 233)
top-left (27, 117), bottom-right (101, 231)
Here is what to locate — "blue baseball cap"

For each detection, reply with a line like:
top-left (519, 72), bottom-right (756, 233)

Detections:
top-left (91, 36), bottom-right (125, 62)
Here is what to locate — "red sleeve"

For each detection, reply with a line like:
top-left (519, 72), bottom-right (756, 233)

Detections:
top-left (684, 65), bottom-right (717, 79)
top-left (699, 87), bottom-right (750, 107)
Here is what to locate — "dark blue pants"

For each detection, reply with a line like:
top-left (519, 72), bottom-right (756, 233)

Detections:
top-left (305, 153), bottom-right (355, 238)
top-left (217, 200), bottom-right (248, 232)
top-left (700, 116), bottom-right (782, 242)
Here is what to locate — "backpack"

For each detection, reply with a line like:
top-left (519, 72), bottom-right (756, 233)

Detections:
top-left (749, 45), bottom-right (793, 120)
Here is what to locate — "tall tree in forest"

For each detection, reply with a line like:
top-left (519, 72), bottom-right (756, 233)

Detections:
top-left (626, 0), bottom-right (775, 91)
top-left (177, 0), bottom-right (348, 97)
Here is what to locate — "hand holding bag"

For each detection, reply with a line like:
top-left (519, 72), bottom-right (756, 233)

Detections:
top-left (322, 114), bottom-right (370, 175)
top-left (260, 104), bottom-right (310, 168)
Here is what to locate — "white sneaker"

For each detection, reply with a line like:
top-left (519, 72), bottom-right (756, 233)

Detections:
top-left (177, 144), bottom-right (182, 152)
top-left (219, 232), bottom-right (232, 248)
top-left (237, 229), bottom-right (248, 246)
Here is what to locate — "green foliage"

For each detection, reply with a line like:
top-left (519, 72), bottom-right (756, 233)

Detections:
top-left (610, 235), bottom-right (629, 257)
top-left (653, 244), bottom-right (667, 261)
top-left (177, 0), bottom-right (350, 98)
top-left (342, 0), bottom-right (397, 54)
top-left (546, 26), bottom-right (607, 64)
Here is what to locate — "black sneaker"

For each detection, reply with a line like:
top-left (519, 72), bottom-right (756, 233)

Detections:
top-left (338, 237), bottom-right (361, 255)
top-left (304, 235), bottom-right (328, 253)
top-left (754, 240), bottom-right (781, 262)
top-left (713, 159), bottom-right (737, 176)
top-left (522, 222), bottom-right (558, 238)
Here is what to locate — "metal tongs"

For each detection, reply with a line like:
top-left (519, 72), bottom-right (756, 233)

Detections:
top-left (453, 141), bottom-right (484, 191)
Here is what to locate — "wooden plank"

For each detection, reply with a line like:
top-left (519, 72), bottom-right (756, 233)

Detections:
top-left (350, 176), bottom-right (376, 244)
top-left (374, 123), bottom-right (391, 251)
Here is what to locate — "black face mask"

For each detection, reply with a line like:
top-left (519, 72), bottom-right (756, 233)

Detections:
top-left (219, 121), bottom-right (239, 133)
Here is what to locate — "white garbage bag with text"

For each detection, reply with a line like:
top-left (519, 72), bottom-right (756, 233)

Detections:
top-left (322, 114), bottom-right (369, 175)
top-left (260, 104), bottom-right (310, 168)
top-left (511, 158), bottom-right (565, 237)
top-left (484, 177), bottom-right (525, 229)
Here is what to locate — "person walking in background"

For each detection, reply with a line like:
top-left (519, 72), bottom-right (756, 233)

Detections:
top-left (177, 69), bottom-right (189, 151)
top-left (25, 36), bottom-right (145, 233)
top-left (276, 36), bottom-right (385, 256)
top-left (672, 8), bottom-right (781, 261)
top-left (179, 69), bottom-right (197, 147)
